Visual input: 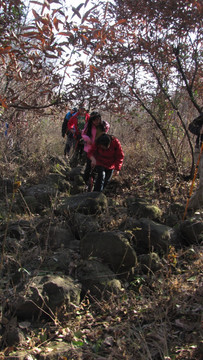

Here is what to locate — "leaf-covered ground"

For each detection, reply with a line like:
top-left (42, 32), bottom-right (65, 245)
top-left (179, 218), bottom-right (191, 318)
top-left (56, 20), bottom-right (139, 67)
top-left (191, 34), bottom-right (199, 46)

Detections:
top-left (1, 243), bottom-right (202, 360)
top-left (0, 158), bottom-right (202, 360)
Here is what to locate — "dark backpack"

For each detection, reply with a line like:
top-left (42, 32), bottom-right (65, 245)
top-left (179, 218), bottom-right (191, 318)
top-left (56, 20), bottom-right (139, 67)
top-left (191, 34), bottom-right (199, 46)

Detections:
top-left (188, 113), bottom-right (203, 136)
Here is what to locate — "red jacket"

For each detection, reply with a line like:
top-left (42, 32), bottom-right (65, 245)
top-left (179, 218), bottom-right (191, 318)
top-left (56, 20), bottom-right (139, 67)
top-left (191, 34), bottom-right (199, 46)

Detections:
top-left (87, 136), bottom-right (124, 171)
top-left (68, 112), bottom-right (90, 136)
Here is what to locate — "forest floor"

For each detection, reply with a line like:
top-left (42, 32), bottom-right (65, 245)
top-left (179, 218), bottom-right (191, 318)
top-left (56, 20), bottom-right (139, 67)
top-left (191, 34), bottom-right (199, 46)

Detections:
top-left (0, 155), bottom-right (202, 360)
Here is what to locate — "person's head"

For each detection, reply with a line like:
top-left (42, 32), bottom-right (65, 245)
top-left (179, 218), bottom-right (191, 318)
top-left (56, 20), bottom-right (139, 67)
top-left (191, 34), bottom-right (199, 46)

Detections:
top-left (72, 107), bottom-right (77, 113)
top-left (78, 105), bottom-right (86, 115)
top-left (89, 111), bottom-right (101, 126)
top-left (96, 133), bottom-right (111, 149)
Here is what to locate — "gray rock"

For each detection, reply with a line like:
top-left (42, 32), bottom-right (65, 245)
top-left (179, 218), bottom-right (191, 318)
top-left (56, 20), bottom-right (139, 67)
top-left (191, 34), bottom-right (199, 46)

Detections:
top-left (42, 275), bottom-right (81, 310)
top-left (43, 173), bottom-right (71, 192)
top-left (39, 250), bottom-right (73, 273)
top-left (80, 231), bottom-right (137, 273)
top-left (67, 166), bottom-right (84, 181)
top-left (138, 252), bottom-right (163, 273)
top-left (126, 197), bottom-right (162, 221)
top-left (9, 275), bottom-right (81, 319)
top-left (21, 195), bottom-right (39, 213)
top-left (47, 225), bottom-right (75, 249)
top-left (178, 216), bottom-right (203, 245)
top-left (22, 184), bottom-right (58, 207)
top-left (56, 191), bottom-right (108, 215)
top-left (120, 217), bottom-right (176, 254)
top-left (6, 327), bottom-right (25, 347)
top-left (77, 259), bottom-right (123, 299)
top-left (73, 213), bottom-right (100, 238)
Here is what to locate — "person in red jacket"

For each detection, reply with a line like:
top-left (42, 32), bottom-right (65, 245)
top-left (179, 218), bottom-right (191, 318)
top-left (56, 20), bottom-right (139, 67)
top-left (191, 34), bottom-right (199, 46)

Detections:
top-left (87, 133), bottom-right (124, 192)
top-left (68, 106), bottom-right (90, 139)
top-left (67, 106), bottom-right (90, 164)
top-left (82, 111), bottom-right (110, 186)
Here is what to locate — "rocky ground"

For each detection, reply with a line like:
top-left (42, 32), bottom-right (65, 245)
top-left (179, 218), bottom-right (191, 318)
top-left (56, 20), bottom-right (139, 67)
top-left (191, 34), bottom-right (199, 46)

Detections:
top-left (0, 156), bottom-right (202, 360)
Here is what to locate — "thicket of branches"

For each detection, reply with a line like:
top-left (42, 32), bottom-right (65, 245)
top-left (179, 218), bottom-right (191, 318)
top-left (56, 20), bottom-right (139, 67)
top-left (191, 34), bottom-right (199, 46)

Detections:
top-left (0, 0), bottom-right (202, 178)
top-left (0, 4), bottom-right (202, 358)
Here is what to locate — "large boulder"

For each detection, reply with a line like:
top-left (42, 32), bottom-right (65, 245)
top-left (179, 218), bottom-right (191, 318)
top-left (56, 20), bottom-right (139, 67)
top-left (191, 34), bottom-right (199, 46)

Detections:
top-left (73, 213), bottom-right (100, 238)
top-left (68, 174), bottom-right (86, 194)
top-left (66, 166), bottom-right (84, 181)
top-left (80, 231), bottom-right (137, 273)
top-left (125, 197), bottom-right (162, 221)
top-left (42, 275), bottom-right (81, 310)
top-left (55, 192), bottom-right (108, 215)
top-left (120, 217), bottom-right (176, 254)
top-left (77, 259), bottom-right (123, 299)
top-left (21, 184), bottom-right (58, 209)
top-left (42, 173), bottom-right (71, 193)
top-left (19, 195), bottom-right (39, 213)
top-left (164, 202), bottom-right (185, 226)
top-left (8, 275), bottom-right (82, 319)
top-left (39, 249), bottom-right (77, 273)
top-left (47, 225), bottom-right (75, 249)
top-left (178, 214), bottom-right (203, 245)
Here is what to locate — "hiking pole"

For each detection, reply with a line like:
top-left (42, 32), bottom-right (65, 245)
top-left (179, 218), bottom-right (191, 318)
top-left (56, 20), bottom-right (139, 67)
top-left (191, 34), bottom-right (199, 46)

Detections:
top-left (183, 142), bottom-right (203, 220)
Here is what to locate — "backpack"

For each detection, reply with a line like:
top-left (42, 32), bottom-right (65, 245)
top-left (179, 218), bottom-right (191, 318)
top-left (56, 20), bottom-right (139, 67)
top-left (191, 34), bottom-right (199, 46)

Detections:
top-left (62, 111), bottom-right (74, 137)
top-left (188, 113), bottom-right (203, 136)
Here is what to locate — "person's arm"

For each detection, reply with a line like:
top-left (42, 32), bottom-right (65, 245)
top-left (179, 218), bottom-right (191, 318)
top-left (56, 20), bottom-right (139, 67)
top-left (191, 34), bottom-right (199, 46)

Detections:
top-left (114, 138), bottom-right (124, 172)
top-left (82, 134), bottom-right (92, 144)
top-left (85, 113), bottom-right (90, 122)
top-left (68, 116), bottom-right (77, 133)
top-left (103, 120), bottom-right (110, 133)
top-left (82, 124), bottom-right (92, 144)
top-left (89, 155), bottom-right (97, 166)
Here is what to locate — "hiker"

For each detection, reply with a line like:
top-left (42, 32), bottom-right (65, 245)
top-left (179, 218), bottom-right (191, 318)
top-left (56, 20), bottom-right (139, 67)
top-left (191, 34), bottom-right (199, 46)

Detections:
top-left (82, 111), bottom-right (110, 185)
top-left (68, 106), bottom-right (90, 136)
top-left (188, 112), bottom-right (203, 210)
top-left (188, 112), bottom-right (203, 161)
top-left (67, 106), bottom-right (90, 164)
top-left (87, 133), bottom-right (124, 192)
top-left (62, 107), bottom-right (77, 157)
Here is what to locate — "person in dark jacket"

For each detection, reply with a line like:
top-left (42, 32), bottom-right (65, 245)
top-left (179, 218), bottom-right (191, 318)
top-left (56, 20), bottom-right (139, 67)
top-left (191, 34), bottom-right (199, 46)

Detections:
top-left (188, 113), bottom-right (203, 210)
top-left (62, 107), bottom-right (77, 157)
top-left (87, 133), bottom-right (124, 192)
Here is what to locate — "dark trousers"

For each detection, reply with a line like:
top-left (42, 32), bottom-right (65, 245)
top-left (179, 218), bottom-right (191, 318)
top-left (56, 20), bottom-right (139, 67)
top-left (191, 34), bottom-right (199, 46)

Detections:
top-left (64, 132), bottom-right (74, 155)
top-left (83, 157), bottom-right (92, 183)
top-left (94, 166), bottom-right (114, 192)
top-left (70, 135), bottom-right (86, 166)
